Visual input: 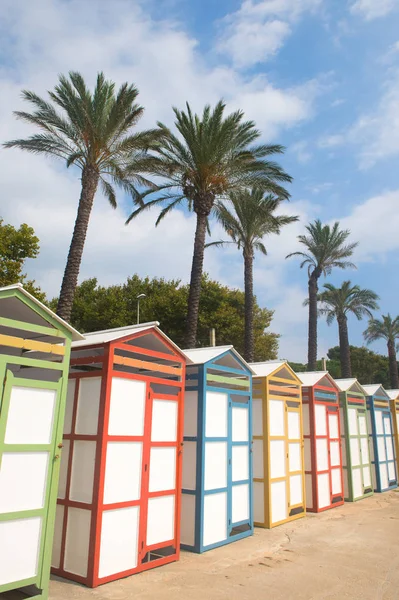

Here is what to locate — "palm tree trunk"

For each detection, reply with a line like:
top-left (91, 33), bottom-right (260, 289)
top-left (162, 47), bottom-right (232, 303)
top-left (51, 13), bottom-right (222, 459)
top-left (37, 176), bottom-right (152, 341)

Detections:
top-left (338, 315), bottom-right (352, 378)
top-left (185, 212), bottom-right (207, 348)
top-left (57, 166), bottom-right (99, 321)
top-left (308, 272), bottom-right (319, 370)
top-left (387, 340), bottom-right (399, 389)
top-left (243, 249), bottom-right (254, 362)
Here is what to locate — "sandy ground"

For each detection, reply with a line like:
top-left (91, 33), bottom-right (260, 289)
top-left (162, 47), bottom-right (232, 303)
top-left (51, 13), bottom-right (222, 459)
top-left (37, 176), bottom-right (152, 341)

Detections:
top-left (39, 491), bottom-right (399, 599)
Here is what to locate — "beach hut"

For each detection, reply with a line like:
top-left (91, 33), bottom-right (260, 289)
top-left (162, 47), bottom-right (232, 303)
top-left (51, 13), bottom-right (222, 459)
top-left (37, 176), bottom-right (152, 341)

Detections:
top-left (386, 389), bottom-right (399, 475)
top-left (180, 346), bottom-right (253, 553)
top-left (51, 323), bottom-right (187, 587)
top-left (0, 284), bottom-right (82, 600)
top-left (362, 384), bottom-right (397, 493)
top-left (335, 379), bottom-right (373, 502)
top-left (250, 361), bottom-right (305, 528)
top-left (298, 372), bottom-right (344, 513)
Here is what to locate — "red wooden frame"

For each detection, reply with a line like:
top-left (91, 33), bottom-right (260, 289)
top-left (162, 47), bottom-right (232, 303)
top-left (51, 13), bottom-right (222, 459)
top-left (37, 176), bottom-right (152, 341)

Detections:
top-left (303, 382), bottom-right (344, 513)
top-left (52, 328), bottom-right (186, 587)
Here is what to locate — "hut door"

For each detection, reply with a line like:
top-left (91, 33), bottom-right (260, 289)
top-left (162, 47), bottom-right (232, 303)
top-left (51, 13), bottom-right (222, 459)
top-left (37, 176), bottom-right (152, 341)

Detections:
top-left (327, 407), bottom-right (343, 504)
top-left (0, 370), bottom-right (62, 592)
top-left (348, 407), bottom-right (372, 498)
top-left (375, 410), bottom-right (396, 488)
top-left (286, 404), bottom-right (304, 517)
top-left (140, 389), bottom-right (180, 563)
top-left (229, 395), bottom-right (251, 536)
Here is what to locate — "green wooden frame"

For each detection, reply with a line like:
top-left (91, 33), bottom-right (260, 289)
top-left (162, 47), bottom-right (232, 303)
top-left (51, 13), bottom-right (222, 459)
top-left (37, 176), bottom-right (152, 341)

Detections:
top-left (0, 287), bottom-right (73, 600)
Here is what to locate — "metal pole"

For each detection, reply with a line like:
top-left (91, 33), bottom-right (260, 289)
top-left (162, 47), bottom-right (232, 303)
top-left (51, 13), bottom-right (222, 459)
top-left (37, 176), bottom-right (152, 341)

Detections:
top-left (137, 298), bottom-right (140, 325)
top-left (210, 328), bottom-right (216, 347)
top-left (322, 357), bottom-right (327, 371)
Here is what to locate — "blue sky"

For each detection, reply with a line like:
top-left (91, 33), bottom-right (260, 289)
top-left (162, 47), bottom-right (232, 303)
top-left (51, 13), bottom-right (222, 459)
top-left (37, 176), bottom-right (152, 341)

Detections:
top-left (1, 0), bottom-right (399, 361)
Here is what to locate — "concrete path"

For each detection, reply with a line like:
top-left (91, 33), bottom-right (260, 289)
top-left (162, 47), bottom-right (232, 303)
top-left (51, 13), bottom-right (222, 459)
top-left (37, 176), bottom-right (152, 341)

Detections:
top-left (50, 491), bottom-right (399, 600)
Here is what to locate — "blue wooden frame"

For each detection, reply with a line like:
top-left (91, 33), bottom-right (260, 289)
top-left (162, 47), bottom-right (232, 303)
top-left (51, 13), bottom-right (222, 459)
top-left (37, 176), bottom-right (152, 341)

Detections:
top-left (366, 392), bottom-right (397, 493)
top-left (181, 349), bottom-right (253, 553)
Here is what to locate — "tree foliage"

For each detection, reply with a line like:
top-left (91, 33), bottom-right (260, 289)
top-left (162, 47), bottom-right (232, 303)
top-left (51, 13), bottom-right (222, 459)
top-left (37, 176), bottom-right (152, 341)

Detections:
top-left (56, 274), bottom-right (279, 360)
top-left (327, 345), bottom-right (396, 387)
top-left (0, 218), bottom-right (45, 301)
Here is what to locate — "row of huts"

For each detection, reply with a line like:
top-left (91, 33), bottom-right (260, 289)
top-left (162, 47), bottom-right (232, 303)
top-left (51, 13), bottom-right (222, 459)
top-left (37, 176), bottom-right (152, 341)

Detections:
top-left (1, 284), bottom-right (398, 600)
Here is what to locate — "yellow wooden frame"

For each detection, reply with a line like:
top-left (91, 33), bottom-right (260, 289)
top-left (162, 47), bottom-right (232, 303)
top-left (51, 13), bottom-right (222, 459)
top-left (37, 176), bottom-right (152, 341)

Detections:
top-left (389, 395), bottom-right (399, 475)
top-left (0, 333), bottom-right (65, 356)
top-left (253, 364), bottom-right (306, 528)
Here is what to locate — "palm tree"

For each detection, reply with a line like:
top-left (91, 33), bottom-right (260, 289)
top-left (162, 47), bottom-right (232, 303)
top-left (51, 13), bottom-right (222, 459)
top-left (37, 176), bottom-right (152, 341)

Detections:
top-left (317, 281), bottom-right (379, 378)
top-left (127, 101), bottom-right (292, 348)
top-left (4, 71), bottom-right (162, 321)
top-left (286, 220), bottom-right (358, 370)
top-left (206, 188), bottom-right (298, 361)
top-left (364, 315), bottom-right (399, 388)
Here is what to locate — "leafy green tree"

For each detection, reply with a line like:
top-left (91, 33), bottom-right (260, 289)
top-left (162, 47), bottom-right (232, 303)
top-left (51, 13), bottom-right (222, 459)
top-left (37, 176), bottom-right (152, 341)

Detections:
top-left (289, 358), bottom-right (341, 378)
top-left (327, 345), bottom-right (396, 388)
top-left (127, 101), bottom-right (292, 348)
top-left (59, 274), bottom-right (279, 361)
top-left (0, 218), bottom-right (45, 301)
top-left (286, 220), bottom-right (358, 371)
top-left (364, 315), bottom-right (399, 389)
top-left (317, 281), bottom-right (379, 378)
top-left (5, 71), bottom-right (162, 321)
top-left (207, 188), bottom-right (298, 361)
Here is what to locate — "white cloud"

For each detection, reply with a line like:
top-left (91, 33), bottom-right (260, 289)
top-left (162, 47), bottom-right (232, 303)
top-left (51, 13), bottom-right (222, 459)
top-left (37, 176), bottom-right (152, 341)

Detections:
top-left (290, 140), bottom-right (312, 164)
top-left (317, 133), bottom-right (345, 148)
top-left (217, 0), bottom-right (322, 68)
top-left (350, 0), bottom-right (398, 20)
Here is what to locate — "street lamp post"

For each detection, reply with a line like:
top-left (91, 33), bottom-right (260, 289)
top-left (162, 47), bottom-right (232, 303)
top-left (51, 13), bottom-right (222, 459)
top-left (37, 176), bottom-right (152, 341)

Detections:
top-left (136, 293), bottom-right (146, 324)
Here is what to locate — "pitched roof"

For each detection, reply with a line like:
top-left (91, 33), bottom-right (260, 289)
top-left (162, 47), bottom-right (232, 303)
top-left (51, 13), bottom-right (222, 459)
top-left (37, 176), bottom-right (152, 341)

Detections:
top-left (296, 371), bottom-right (337, 388)
top-left (386, 389), bottom-right (399, 400)
top-left (183, 346), bottom-right (253, 373)
top-left (362, 384), bottom-right (389, 399)
top-left (334, 378), bottom-right (365, 394)
top-left (250, 360), bottom-right (291, 377)
top-left (0, 283), bottom-right (83, 341)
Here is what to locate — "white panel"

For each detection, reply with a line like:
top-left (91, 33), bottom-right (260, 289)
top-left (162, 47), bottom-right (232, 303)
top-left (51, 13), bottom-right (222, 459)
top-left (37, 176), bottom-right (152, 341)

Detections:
top-left (363, 465), bottom-right (371, 488)
top-left (384, 416), bottom-right (392, 435)
top-left (103, 442), bottom-right (142, 504)
top-left (290, 474), bottom-right (303, 506)
top-left (375, 410), bottom-right (384, 434)
top-left (377, 437), bottom-right (387, 461)
top-left (288, 411), bottom-right (300, 440)
top-left (331, 467), bottom-right (342, 495)
top-left (0, 517), bottom-right (41, 585)
top-left (58, 440), bottom-right (70, 499)
top-left (76, 377), bottom-right (101, 435)
top-left (64, 508), bottom-right (91, 577)
top-left (99, 506), bottom-right (139, 578)
top-left (367, 410), bottom-right (373, 436)
top-left (232, 406), bottom-right (249, 442)
top-left (270, 440), bottom-right (286, 479)
top-left (352, 468), bottom-right (363, 498)
top-left (317, 473), bottom-right (330, 508)
top-left (343, 468), bottom-right (349, 498)
top-left (315, 404), bottom-right (327, 436)
top-left (182, 441), bottom-right (197, 490)
top-left (350, 438), bottom-right (361, 467)
top-left (64, 379), bottom-right (76, 435)
top-left (205, 392), bottom-right (228, 438)
top-left (348, 408), bottom-right (358, 435)
top-left (359, 414), bottom-right (368, 436)
top-left (5, 386), bottom-right (56, 444)
top-left (108, 377), bottom-right (146, 436)
top-left (305, 473), bottom-right (313, 509)
top-left (70, 441), bottom-right (96, 504)
top-left (180, 493), bottom-right (196, 547)
top-left (271, 481), bottom-right (287, 524)
top-left (380, 463), bottom-right (389, 489)
top-left (204, 441), bottom-right (227, 490)
top-left (253, 399), bottom-right (263, 436)
top-left (330, 441), bottom-right (341, 467)
top-left (51, 504), bottom-right (64, 569)
top-left (0, 452), bottom-right (49, 513)
top-left (304, 438), bottom-right (312, 472)
top-left (328, 412), bottom-right (339, 439)
top-left (149, 447), bottom-right (176, 492)
top-left (388, 461), bottom-right (396, 481)
top-left (396, 413), bottom-right (399, 432)
top-left (253, 481), bottom-right (264, 523)
top-left (341, 437), bottom-right (347, 467)
top-left (232, 483), bottom-right (249, 523)
top-left (302, 404), bottom-right (310, 436)
top-left (360, 437), bottom-right (370, 465)
top-left (184, 391), bottom-right (198, 437)
top-left (232, 445), bottom-right (249, 482)
top-left (386, 436), bottom-right (394, 461)
top-left (316, 438), bottom-right (329, 472)
top-left (202, 492), bottom-right (227, 547)
top-left (269, 400), bottom-right (285, 436)
top-left (253, 439), bottom-right (264, 479)
top-left (289, 442), bottom-right (301, 472)
top-left (146, 495), bottom-right (175, 546)
top-left (151, 400), bottom-right (178, 442)
top-left (371, 462), bottom-right (377, 490)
